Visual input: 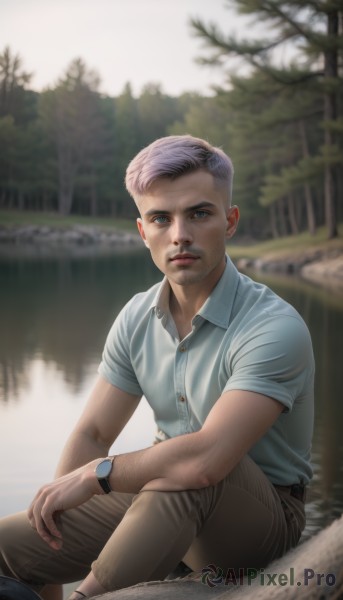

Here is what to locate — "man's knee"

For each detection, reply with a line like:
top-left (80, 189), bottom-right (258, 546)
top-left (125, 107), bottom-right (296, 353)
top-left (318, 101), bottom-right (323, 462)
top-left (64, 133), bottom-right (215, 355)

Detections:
top-left (0, 511), bottom-right (51, 586)
top-left (0, 513), bottom-right (26, 577)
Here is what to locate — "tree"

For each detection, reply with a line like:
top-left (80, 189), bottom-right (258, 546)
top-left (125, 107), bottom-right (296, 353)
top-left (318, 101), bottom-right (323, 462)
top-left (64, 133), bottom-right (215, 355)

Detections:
top-left (191, 0), bottom-right (343, 238)
top-left (0, 47), bottom-right (40, 209)
top-left (39, 59), bottom-right (108, 215)
top-left (169, 83), bottom-right (274, 236)
top-left (137, 83), bottom-right (183, 147)
top-left (0, 46), bottom-right (32, 122)
top-left (111, 83), bottom-right (141, 217)
top-left (239, 73), bottom-right (322, 236)
top-left (0, 116), bottom-right (17, 206)
top-left (168, 94), bottom-right (229, 143)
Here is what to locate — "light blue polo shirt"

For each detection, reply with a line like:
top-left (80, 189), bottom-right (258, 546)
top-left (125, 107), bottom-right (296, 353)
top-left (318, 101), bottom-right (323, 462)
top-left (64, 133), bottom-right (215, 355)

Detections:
top-left (99, 257), bottom-right (314, 486)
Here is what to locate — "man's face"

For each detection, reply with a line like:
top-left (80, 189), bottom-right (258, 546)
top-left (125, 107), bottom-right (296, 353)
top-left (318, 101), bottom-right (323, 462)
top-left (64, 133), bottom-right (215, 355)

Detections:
top-left (136, 170), bottom-right (239, 291)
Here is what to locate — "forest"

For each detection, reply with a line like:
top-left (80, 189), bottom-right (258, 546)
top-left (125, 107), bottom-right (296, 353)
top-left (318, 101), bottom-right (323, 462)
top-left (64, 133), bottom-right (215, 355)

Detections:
top-left (0, 0), bottom-right (342, 239)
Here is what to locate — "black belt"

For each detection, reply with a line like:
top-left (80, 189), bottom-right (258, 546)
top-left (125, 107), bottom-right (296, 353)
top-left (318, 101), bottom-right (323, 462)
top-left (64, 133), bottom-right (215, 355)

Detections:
top-left (274, 483), bottom-right (306, 503)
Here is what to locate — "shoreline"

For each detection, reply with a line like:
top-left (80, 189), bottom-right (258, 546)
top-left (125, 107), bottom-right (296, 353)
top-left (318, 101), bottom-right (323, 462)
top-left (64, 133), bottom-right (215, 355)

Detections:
top-left (0, 223), bottom-right (142, 246)
top-left (236, 246), bottom-right (343, 294)
top-left (1, 223), bottom-right (342, 293)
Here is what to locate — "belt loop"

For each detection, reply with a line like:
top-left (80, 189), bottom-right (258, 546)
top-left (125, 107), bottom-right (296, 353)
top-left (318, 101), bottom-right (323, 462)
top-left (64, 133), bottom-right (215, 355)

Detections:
top-left (274, 483), bottom-right (306, 503)
top-left (290, 484), bottom-right (306, 503)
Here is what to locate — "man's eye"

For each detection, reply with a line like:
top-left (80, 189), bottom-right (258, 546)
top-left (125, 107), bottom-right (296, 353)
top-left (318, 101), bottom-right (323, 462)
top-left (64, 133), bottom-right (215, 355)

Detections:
top-left (152, 215), bottom-right (169, 224)
top-left (193, 210), bottom-right (209, 219)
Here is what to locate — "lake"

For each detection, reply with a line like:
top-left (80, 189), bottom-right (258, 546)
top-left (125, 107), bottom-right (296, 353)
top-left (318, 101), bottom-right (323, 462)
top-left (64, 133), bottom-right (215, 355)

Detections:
top-left (0, 244), bottom-right (342, 543)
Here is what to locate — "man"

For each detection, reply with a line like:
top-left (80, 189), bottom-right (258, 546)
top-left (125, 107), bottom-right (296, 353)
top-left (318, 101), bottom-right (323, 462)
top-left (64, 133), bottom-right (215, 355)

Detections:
top-left (0, 135), bottom-right (314, 600)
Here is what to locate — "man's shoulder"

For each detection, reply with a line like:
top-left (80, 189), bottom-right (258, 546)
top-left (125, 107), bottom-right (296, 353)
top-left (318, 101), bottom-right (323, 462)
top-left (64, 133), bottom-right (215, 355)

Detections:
top-left (233, 271), bottom-right (312, 347)
top-left (104, 279), bottom-right (163, 346)
top-left (123, 279), bottom-right (163, 320)
top-left (235, 271), bottom-right (300, 319)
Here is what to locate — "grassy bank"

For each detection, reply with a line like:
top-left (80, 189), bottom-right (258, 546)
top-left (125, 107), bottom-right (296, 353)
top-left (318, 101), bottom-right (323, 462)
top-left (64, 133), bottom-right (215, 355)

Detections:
top-left (1, 210), bottom-right (342, 258)
top-left (0, 210), bottom-right (138, 233)
top-left (229, 224), bottom-right (343, 261)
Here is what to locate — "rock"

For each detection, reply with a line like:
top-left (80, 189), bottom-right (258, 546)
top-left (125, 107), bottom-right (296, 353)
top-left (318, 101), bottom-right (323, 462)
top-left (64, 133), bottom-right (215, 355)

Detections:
top-left (236, 258), bottom-right (254, 270)
top-left (301, 256), bottom-right (343, 292)
top-left (0, 225), bottom-right (142, 247)
top-left (237, 248), bottom-right (343, 293)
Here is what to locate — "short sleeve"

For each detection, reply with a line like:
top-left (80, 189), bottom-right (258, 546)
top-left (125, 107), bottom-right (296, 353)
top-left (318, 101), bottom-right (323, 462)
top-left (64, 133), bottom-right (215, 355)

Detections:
top-left (98, 299), bottom-right (143, 396)
top-left (223, 314), bottom-right (314, 412)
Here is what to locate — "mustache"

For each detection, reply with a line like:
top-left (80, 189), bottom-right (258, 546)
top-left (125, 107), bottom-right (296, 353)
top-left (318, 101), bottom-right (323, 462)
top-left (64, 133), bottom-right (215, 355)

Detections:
top-left (168, 248), bottom-right (202, 260)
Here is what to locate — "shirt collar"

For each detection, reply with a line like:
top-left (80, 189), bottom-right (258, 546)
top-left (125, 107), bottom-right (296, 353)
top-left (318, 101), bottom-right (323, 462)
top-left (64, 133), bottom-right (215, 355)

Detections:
top-left (149, 277), bottom-right (171, 320)
top-left (197, 256), bottom-right (239, 328)
top-left (149, 256), bottom-right (240, 329)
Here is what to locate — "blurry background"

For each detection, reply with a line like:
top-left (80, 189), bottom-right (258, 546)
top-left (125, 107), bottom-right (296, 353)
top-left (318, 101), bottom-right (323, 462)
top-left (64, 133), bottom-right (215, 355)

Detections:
top-left (0, 0), bottom-right (342, 550)
top-left (0, 0), bottom-right (341, 233)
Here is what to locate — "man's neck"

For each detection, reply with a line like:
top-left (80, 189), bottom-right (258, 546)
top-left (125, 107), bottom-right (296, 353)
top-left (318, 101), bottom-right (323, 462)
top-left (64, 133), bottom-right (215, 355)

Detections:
top-left (168, 291), bottom-right (199, 340)
top-left (168, 270), bottom-right (224, 339)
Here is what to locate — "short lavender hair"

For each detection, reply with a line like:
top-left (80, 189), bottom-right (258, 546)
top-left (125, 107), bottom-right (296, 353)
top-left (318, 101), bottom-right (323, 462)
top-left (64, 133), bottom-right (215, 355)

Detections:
top-left (125, 135), bottom-right (234, 204)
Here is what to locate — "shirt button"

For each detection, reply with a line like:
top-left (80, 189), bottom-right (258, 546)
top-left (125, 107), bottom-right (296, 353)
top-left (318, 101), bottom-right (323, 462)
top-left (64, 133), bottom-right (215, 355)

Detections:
top-left (179, 346), bottom-right (187, 352)
top-left (179, 395), bottom-right (186, 402)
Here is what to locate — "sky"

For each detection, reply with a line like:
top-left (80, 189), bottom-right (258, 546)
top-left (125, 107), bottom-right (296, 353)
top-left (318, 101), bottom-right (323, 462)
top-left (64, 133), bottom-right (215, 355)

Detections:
top-left (0, 0), bottom-right (254, 97)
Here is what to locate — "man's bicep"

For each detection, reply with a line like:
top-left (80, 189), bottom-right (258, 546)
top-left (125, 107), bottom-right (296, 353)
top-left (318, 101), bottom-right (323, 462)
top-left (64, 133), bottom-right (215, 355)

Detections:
top-left (74, 375), bottom-right (141, 447)
top-left (200, 390), bottom-right (283, 484)
top-left (226, 315), bottom-right (314, 411)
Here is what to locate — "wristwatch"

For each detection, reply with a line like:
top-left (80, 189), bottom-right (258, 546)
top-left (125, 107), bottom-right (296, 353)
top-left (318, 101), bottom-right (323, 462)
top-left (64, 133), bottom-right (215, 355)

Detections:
top-left (95, 457), bottom-right (114, 494)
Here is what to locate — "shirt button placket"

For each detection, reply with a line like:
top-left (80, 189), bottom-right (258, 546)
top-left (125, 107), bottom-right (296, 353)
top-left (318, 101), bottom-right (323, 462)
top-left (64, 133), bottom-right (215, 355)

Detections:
top-left (175, 342), bottom-right (189, 430)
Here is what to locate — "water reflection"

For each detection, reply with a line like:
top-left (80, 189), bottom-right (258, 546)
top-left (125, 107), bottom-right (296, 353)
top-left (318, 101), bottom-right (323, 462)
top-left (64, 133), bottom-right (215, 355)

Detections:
top-left (244, 270), bottom-right (343, 540)
top-left (0, 250), bottom-right (342, 539)
top-left (0, 248), bottom-right (160, 401)
top-left (0, 247), bottom-right (159, 515)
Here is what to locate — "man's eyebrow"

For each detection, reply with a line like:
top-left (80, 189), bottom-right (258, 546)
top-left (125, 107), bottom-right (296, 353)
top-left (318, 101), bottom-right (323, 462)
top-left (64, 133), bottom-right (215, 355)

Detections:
top-left (144, 201), bottom-right (216, 217)
top-left (144, 208), bottom-right (169, 217)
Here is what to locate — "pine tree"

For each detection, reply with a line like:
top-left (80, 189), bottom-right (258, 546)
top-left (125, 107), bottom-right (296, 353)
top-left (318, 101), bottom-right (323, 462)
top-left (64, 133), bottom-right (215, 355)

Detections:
top-left (191, 0), bottom-right (343, 238)
top-left (39, 59), bottom-right (108, 215)
top-left (0, 46), bottom-right (32, 122)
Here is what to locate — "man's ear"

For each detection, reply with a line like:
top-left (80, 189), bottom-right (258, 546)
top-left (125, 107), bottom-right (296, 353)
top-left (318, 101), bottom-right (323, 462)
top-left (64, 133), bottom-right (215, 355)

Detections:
top-left (225, 205), bottom-right (240, 240)
top-left (137, 218), bottom-right (150, 249)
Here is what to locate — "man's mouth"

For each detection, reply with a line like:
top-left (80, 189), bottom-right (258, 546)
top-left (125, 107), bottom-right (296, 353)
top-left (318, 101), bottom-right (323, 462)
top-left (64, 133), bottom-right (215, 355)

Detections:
top-left (169, 253), bottom-right (199, 265)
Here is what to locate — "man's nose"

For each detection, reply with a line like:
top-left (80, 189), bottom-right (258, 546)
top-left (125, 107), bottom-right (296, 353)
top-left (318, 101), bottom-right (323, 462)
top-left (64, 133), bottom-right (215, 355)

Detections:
top-left (171, 218), bottom-right (193, 245)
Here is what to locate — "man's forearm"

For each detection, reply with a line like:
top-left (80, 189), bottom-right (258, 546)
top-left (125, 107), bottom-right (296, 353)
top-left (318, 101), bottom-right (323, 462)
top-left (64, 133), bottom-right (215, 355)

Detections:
top-left (106, 430), bottom-right (209, 494)
top-left (28, 390), bottom-right (282, 551)
top-left (104, 390), bottom-right (283, 495)
top-left (55, 430), bottom-right (110, 478)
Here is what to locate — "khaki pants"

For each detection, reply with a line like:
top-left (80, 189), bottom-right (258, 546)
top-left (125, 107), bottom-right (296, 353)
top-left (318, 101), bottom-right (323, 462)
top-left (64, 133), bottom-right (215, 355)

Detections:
top-left (0, 456), bottom-right (305, 592)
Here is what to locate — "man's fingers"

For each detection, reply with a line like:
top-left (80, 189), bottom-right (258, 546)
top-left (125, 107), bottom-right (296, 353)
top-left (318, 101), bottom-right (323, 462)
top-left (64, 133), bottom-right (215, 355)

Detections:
top-left (36, 513), bottom-right (63, 550)
top-left (41, 500), bottom-right (62, 539)
top-left (26, 466), bottom-right (93, 551)
top-left (27, 489), bottom-right (63, 550)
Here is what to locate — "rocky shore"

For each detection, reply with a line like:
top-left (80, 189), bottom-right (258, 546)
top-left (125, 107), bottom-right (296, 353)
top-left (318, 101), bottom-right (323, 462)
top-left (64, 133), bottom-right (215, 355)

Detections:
top-left (236, 246), bottom-right (343, 293)
top-left (1, 223), bottom-right (342, 293)
top-left (0, 224), bottom-right (142, 246)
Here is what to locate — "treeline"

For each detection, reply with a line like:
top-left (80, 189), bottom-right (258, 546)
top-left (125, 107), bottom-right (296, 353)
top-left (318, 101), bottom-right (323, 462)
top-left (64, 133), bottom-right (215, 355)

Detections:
top-left (191, 0), bottom-right (343, 239)
top-left (1, 0), bottom-right (342, 238)
top-left (0, 51), bottom-right (193, 221)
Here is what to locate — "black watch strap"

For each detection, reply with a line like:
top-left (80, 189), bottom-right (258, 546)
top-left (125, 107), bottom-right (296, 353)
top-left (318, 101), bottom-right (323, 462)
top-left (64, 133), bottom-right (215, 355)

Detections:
top-left (95, 457), bottom-right (114, 494)
top-left (98, 477), bottom-right (112, 494)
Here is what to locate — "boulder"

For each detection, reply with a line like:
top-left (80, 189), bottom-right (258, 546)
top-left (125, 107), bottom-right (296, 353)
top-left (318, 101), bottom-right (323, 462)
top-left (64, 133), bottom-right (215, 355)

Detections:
top-left (301, 256), bottom-right (343, 292)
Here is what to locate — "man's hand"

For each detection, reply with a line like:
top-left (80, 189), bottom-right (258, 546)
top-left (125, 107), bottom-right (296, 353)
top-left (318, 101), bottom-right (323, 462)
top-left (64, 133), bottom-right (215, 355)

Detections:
top-left (27, 461), bottom-right (100, 550)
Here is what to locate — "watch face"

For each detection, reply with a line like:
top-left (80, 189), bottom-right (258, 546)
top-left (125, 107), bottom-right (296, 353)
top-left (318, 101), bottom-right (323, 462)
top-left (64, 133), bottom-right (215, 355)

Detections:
top-left (96, 459), bottom-right (112, 478)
